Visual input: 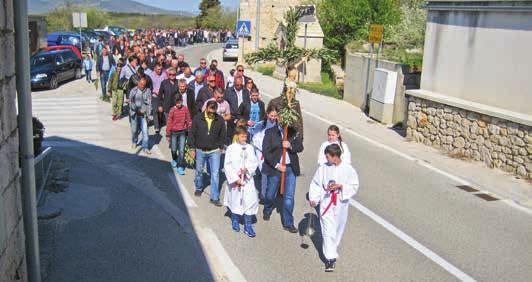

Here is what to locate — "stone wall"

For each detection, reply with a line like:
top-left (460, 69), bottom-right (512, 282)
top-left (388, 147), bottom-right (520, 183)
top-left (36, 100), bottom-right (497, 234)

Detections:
top-left (406, 96), bottom-right (532, 180)
top-left (0, 0), bottom-right (28, 280)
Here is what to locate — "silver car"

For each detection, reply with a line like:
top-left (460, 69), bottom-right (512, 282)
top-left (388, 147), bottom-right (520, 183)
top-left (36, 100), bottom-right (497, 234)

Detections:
top-left (223, 41), bottom-right (239, 61)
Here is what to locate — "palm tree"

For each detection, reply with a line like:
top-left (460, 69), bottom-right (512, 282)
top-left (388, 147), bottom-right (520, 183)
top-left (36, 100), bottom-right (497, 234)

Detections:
top-left (245, 7), bottom-right (337, 194)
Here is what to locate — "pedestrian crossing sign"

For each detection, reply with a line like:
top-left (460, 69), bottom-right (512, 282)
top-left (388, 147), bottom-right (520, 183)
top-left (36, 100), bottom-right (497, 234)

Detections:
top-left (237, 20), bottom-right (251, 38)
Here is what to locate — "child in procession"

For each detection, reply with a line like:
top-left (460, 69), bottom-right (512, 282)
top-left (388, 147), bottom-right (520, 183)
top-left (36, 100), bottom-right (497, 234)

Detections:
top-left (83, 55), bottom-right (93, 83)
top-left (317, 125), bottom-right (352, 166)
top-left (223, 126), bottom-right (259, 237)
top-left (166, 94), bottom-right (192, 175)
top-left (309, 143), bottom-right (359, 272)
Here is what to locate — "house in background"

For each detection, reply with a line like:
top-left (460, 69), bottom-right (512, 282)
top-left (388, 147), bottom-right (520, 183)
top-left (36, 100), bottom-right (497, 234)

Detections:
top-left (406, 0), bottom-right (532, 179)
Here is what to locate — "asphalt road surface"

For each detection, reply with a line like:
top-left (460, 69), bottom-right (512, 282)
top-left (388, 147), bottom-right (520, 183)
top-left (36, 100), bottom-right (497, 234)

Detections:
top-left (34, 44), bottom-right (531, 282)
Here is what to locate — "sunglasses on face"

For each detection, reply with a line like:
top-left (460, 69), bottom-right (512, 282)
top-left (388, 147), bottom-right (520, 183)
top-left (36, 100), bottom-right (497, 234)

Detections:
top-left (237, 69), bottom-right (244, 72)
top-left (200, 62), bottom-right (207, 65)
top-left (169, 73), bottom-right (176, 76)
top-left (208, 80), bottom-right (216, 82)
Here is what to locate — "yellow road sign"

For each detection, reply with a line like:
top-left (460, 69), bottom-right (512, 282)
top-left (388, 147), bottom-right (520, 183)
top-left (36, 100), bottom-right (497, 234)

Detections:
top-left (369, 24), bottom-right (384, 44)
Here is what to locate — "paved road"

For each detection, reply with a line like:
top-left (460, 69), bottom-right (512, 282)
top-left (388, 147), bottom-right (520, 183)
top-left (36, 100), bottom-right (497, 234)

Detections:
top-left (35, 44), bottom-right (532, 282)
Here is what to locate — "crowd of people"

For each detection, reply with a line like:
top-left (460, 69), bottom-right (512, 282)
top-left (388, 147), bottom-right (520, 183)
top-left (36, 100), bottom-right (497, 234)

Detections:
top-left (84, 29), bottom-right (360, 272)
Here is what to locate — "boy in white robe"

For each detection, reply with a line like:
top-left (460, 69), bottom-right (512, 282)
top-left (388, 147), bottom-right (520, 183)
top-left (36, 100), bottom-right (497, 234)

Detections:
top-left (309, 143), bottom-right (359, 272)
top-left (223, 126), bottom-right (259, 237)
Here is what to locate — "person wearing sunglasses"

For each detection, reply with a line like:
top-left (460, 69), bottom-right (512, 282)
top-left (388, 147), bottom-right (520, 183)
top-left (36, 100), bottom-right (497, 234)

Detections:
top-left (158, 67), bottom-right (180, 132)
top-left (206, 59), bottom-right (225, 89)
top-left (196, 74), bottom-right (217, 113)
top-left (193, 58), bottom-right (209, 77)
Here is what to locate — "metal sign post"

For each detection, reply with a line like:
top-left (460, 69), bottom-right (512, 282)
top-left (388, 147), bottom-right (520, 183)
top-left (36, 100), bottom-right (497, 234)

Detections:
top-left (364, 24), bottom-right (385, 113)
top-left (237, 20), bottom-right (251, 64)
top-left (72, 12), bottom-right (87, 52)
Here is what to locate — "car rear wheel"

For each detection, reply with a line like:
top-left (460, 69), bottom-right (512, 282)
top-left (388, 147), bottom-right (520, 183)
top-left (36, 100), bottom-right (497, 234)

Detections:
top-left (49, 75), bottom-right (58, 89)
top-left (74, 68), bottom-right (82, 79)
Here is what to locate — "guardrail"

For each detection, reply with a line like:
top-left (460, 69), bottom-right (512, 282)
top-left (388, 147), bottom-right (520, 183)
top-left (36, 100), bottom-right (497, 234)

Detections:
top-left (34, 147), bottom-right (53, 207)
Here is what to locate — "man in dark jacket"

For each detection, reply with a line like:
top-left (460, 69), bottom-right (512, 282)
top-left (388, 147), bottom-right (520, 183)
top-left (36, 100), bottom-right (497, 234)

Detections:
top-left (157, 67), bottom-right (179, 131)
top-left (268, 92), bottom-right (304, 142)
top-left (188, 100), bottom-right (227, 206)
top-left (262, 124), bottom-right (304, 233)
top-left (195, 74), bottom-right (217, 112)
top-left (96, 47), bottom-right (115, 99)
top-left (225, 76), bottom-right (249, 141)
top-left (238, 88), bottom-right (265, 137)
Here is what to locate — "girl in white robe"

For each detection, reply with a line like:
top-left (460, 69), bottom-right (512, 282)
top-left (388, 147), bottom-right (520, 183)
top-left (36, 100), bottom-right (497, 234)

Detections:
top-left (309, 143), bottom-right (359, 272)
top-left (317, 125), bottom-right (351, 166)
top-left (223, 126), bottom-right (259, 237)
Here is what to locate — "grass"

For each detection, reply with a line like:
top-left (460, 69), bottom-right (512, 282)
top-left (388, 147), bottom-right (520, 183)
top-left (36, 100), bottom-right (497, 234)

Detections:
top-left (298, 72), bottom-right (342, 100)
top-left (257, 64), bottom-right (275, 76)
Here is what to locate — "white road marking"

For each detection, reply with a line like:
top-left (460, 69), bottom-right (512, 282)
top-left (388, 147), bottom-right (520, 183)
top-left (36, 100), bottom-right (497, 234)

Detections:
top-left (197, 227), bottom-right (247, 282)
top-left (168, 172), bottom-right (198, 208)
top-left (153, 145), bottom-right (243, 281)
top-left (350, 199), bottom-right (476, 282)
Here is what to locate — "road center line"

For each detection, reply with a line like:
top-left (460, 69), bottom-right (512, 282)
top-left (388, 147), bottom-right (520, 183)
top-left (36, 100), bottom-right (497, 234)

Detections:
top-left (350, 199), bottom-right (476, 281)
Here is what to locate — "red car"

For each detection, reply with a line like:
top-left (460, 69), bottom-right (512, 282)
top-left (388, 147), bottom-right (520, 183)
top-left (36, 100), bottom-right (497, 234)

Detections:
top-left (46, 45), bottom-right (83, 60)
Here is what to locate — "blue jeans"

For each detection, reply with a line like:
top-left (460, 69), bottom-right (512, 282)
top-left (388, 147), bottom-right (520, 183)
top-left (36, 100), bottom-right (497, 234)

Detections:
top-left (170, 130), bottom-right (186, 168)
top-left (194, 149), bottom-right (221, 201)
top-left (100, 70), bottom-right (110, 98)
top-left (263, 165), bottom-right (297, 227)
top-left (130, 114), bottom-right (149, 149)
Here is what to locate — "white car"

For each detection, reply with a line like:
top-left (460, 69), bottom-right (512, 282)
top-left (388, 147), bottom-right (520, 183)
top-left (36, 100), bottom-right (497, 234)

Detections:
top-left (223, 41), bottom-right (239, 61)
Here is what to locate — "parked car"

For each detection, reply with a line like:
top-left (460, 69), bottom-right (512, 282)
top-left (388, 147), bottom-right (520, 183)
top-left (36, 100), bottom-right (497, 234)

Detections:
top-left (223, 40), bottom-right (239, 61)
top-left (104, 26), bottom-right (128, 36)
top-left (47, 31), bottom-right (88, 51)
top-left (31, 49), bottom-right (82, 89)
top-left (93, 30), bottom-right (113, 41)
top-left (46, 45), bottom-right (82, 60)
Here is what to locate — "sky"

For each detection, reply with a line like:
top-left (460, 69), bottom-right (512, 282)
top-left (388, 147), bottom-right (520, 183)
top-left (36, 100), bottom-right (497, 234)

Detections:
top-left (135, 0), bottom-right (239, 13)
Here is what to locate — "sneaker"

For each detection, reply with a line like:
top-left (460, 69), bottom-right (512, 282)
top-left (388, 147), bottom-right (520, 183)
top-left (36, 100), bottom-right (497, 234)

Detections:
top-left (325, 260), bottom-right (334, 272)
top-left (283, 225), bottom-right (298, 233)
top-left (177, 167), bottom-right (185, 175)
top-left (143, 149), bottom-right (152, 155)
top-left (171, 160), bottom-right (177, 168)
top-left (210, 199), bottom-right (223, 207)
top-left (194, 190), bottom-right (202, 197)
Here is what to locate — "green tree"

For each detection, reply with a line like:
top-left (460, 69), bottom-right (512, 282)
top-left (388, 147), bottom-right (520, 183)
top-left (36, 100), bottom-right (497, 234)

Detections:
top-left (200, 6), bottom-right (236, 30)
top-left (46, 4), bottom-right (111, 32)
top-left (196, 0), bottom-right (221, 27)
top-left (316, 0), bottom-right (401, 61)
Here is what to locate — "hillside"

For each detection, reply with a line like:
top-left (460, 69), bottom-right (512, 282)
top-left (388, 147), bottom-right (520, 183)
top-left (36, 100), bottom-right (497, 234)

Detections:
top-left (29, 0), bottom-right (194, 16)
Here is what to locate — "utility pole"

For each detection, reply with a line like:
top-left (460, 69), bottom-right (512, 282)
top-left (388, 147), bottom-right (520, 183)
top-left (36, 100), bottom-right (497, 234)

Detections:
top-left (254, 0), bottom-right (261, 69)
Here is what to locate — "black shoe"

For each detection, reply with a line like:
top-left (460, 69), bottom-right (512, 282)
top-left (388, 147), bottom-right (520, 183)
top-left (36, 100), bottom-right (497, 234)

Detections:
top-left (283, 225), bottom-right (298, 233)
top-left (210, 199), bottom-right (223, 207)
top-left (263, 214), bottom-right (271, 221)
top-left (194, 190), bottom-right (202, 197)
top-left (325, 260), bottom-right (334, 272)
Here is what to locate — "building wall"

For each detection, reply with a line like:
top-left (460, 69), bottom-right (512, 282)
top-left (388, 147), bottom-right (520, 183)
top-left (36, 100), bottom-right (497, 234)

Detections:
top-left (238, 0), bottom-right (303, 56)
top-left (0, 0), bottom-right (27, 281)
top-left (343, 52), bottom-right (420, 125)
top-left (421, 9), bottom-right (532, 115)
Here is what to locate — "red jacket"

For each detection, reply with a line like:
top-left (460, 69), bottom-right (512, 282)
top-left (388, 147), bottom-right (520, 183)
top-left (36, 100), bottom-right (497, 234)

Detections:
top-left (166, 105), bottom-right (192, 136)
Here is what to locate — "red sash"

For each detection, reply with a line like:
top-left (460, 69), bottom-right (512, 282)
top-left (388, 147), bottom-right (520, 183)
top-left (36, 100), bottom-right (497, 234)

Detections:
top-left (321, 190), bottom-right (338, 217)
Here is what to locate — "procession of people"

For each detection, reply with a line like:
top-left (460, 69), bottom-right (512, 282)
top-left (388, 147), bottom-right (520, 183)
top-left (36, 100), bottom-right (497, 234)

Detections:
top-left (91, 29), bottom-right (360, 272)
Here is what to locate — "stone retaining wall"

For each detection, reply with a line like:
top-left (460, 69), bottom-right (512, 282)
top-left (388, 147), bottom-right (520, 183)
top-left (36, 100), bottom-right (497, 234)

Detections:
top-left (406, 96), bottom-right (532, 180)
